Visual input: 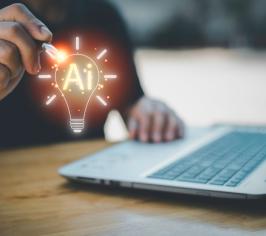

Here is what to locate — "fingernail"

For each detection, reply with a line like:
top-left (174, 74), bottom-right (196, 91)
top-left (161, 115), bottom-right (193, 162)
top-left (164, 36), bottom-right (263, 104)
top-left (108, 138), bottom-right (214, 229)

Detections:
top-left (40, 26), bottom-right (52, 40)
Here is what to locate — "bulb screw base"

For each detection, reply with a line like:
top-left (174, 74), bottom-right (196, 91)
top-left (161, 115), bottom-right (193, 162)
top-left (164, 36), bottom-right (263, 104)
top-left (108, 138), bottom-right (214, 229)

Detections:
top-left (70, 119), bottom-right (84, 133)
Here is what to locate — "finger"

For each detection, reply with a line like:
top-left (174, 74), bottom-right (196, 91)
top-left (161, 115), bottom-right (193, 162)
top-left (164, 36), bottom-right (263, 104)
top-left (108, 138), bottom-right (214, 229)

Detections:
top-left (164, 113), bottom-right (179, 141)
top-left (0, 63), bottom-right (11, 91)
top-left (0, 3), bottom-right (52, 42)
top-left (0, 21), bottom-right (40, 74)
top-left (151, 111), bottom-right (166, 143)
top-left (0, 40), bottom-right (23, 78)
top-left (138, 114), bottom-right (151, 142)
top-left (176, 117), bottom-right (185, 138)
top-left (127, 116), bottom-right (138, 139)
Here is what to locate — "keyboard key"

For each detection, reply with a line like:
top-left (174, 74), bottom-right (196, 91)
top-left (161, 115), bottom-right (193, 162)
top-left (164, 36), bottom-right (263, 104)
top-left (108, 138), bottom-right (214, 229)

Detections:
top-left (197, 167), bottom-right (222, 180)
top-left (180, 165), bottom-right (206, 177)
top-left (177, 176), bottom-right (208, 184)
top-left (225, 181), bottom-right (238, 187)
top-left (209, 179), bottom-right (227, 185)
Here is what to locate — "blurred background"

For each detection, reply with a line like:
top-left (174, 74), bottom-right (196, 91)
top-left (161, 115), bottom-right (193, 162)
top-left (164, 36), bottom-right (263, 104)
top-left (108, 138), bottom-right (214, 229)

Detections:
top-left (104, 0), bottom-right (266, 140)
top-left (110, 0), bottom-right (266, 48)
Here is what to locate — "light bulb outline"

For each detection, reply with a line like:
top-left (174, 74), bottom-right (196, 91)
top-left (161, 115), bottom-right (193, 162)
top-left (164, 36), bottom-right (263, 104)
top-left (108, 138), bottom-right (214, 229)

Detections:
top-left (54, 53), bottom-right (100, 123)
top-left (38, 36), bottom-right (118, 134)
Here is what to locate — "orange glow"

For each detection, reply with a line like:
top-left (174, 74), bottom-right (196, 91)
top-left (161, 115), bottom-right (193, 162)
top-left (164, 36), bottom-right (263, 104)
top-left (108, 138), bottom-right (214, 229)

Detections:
top-left (54, 43), bottom-right (70, 63)
top-left (56, 50), bottom-right (68, 63)
top-left (32, 31), bottom-right (125, 131)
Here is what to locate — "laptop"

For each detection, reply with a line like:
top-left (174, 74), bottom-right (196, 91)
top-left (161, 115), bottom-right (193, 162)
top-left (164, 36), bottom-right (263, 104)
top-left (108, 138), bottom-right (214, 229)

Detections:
top-left (59, 125), bottom-right (266, 199)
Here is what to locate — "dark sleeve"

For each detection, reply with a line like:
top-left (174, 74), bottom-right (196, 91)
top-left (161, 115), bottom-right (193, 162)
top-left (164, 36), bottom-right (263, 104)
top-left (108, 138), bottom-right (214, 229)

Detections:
top-left (80, 0), bottom-right (145, 112)
top-left (111, 8), bottom-right (145, 111)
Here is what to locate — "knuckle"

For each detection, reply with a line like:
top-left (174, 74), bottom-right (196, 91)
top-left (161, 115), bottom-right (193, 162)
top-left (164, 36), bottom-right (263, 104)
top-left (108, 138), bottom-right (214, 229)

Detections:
top-left (154, 102), bottom-right (166, 112)
top-left (154, 109), bottom-right (166, 118)
top-left (131, 108), bottom-right (144, 119)
top-left (10, 3), bottom-right (27, 13)
top-left (143, 110), bottom-right (152, 118)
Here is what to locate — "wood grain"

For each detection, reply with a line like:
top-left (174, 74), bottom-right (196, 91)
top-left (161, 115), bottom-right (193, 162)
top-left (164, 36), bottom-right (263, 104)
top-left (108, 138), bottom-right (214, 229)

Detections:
top-left (0, 139), bottom-right (266, 236)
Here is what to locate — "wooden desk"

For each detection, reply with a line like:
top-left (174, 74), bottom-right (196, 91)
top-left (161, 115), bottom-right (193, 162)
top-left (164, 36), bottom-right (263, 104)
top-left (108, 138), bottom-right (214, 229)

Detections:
top-left (0, 139), bottom-right (266, 235)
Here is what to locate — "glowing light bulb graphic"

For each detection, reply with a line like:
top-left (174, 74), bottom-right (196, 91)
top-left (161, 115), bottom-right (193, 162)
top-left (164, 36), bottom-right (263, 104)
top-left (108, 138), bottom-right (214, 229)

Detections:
top-left (38, 37), bottom-right (117, 134)
top-left (55, 54), bottom-right (99, 133)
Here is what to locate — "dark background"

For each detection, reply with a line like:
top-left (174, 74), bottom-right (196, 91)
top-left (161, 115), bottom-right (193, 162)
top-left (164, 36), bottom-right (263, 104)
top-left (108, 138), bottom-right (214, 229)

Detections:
top-left (109, 0), bottom-right (266, 48)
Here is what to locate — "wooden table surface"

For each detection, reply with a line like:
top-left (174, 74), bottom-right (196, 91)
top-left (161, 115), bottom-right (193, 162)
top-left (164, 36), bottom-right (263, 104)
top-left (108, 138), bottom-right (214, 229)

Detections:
top-left (1, 139), bottom-right (266, 236)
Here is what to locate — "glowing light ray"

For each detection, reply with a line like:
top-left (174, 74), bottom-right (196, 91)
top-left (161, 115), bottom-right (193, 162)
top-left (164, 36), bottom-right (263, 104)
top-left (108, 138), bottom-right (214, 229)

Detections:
top-left (75, 36), bottom-right (80, 51)
top-left (38, 74), bottom-right (52, 79)
top-left (104, 74), bottom-right (117, 80)
top-left (96, 49), bottom-right (107, 60)
top-left (96, 95), bottom-right (107, 106)
top-left (57, 51), bottom-right (67, 63)
top-left (45, 94), bottom-right (57, 105)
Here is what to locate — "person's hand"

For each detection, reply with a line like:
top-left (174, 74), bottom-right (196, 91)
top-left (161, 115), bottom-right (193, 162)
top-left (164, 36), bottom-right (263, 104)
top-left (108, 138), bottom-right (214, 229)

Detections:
top-left (127, 97), bottom-right (185, 142)
top-left (0, 3), bottom-right (52, 101)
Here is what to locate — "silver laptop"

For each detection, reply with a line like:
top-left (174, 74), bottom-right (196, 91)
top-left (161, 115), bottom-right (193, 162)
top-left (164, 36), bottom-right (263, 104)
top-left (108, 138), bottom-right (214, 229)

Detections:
top-left (59, 125), bottom-right (266, 199)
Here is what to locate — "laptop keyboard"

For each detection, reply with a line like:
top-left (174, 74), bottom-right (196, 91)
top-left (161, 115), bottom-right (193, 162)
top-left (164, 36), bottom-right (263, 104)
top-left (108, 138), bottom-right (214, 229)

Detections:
top-left (148, 131), bottom-right (266, 187)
